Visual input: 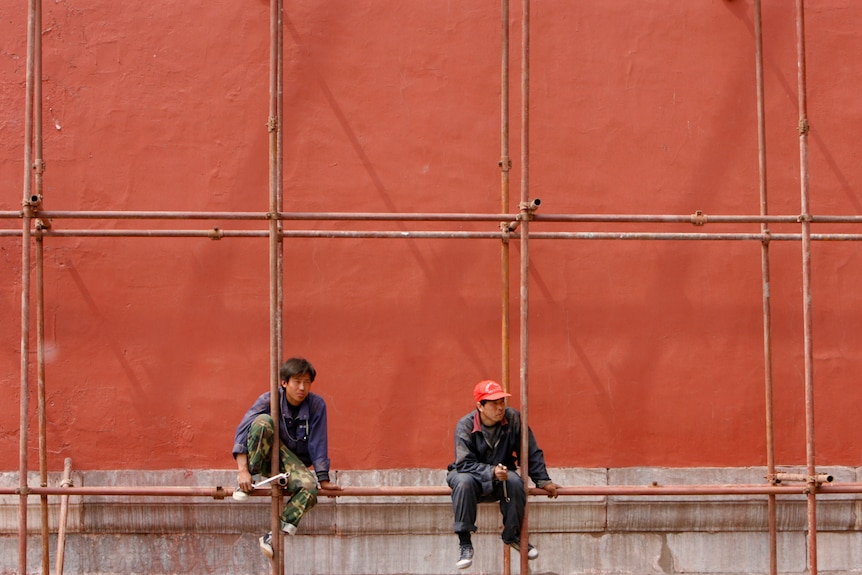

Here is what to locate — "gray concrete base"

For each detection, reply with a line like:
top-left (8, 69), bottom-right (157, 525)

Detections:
top-left (2, 467), bottom-right (862, 575)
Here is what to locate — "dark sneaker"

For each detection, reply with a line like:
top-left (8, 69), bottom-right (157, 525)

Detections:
top-left (508, 541), bottom-right (538, 560)
top-left (259, 531), bottom-right (273, 559)
top-left (456, 543), bottom-right (474, 569)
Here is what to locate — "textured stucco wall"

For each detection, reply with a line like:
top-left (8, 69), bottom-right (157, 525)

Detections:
top-left (3, 2), bottom-right (862, 476)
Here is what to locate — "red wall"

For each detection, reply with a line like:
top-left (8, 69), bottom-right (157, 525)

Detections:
top-left (3, 1), bottom-right (862, 473)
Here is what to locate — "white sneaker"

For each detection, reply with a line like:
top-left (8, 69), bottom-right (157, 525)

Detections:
top-left (233, 474), bottom-right (262, 501)
top-left (259, 524), bottom-right (296, 559)
top-left (508, 541), bottom-right (538, 560)
top-left (259, 532), bottom-right (273, 559)
top-left (456, 544), bottom-right (474, 569)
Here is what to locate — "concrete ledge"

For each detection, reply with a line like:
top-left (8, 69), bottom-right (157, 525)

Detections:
top-left (2, 467), bottom-right (862, 574)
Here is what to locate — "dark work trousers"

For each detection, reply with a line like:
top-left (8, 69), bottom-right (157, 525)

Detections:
top-left (447, 470), bottom-right (526, 544)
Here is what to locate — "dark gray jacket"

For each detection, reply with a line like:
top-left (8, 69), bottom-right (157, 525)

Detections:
top-left (232, 389), bottom-right (332, 483)
top-left (448, 407), bottom-right (552, 496)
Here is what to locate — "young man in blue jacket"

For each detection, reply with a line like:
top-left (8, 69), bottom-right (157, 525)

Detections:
top-left (447, 380), bottom-right (559, 569)
top-left (232, 357), bottom-right (341, 558)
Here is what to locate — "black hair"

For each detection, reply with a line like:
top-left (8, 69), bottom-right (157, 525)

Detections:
top-left (279, 357), bottom-right (316, 382)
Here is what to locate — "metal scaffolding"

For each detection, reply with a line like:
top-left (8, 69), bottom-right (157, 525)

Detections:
top-left (5, 1), bottom-right (862, 574)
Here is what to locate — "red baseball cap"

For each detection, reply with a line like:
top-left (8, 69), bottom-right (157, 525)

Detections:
top-left (473, 380), bottom-right (511, 402)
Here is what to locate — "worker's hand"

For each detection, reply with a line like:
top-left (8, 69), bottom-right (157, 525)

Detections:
top-left (319, 479), bottom-right (342, 497)
top-left (494, 463), bottom-right (509, 482)
top-left (541, 482), bottom-right (559, 499)
top-left (237, 469), bottom-right (253, 493)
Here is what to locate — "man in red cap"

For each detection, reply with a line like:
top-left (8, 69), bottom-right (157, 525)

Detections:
top-left (446, 380), bottom-right (559, 569)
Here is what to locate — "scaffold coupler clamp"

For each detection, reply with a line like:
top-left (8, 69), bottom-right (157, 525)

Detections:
top-left (690, 210), bottom-right (707, 226)
top-left (519, 198), bottom-right (541, 217)
top-left (22, 194), bottom-right (42, 217)
top-left (507, 198), bottom-right (541, 233)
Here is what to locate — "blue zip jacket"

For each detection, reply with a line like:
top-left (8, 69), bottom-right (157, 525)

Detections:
top-left (232, 389), bottom-right (332, 483)
top-left (447, 406), bottom-right (552, 496)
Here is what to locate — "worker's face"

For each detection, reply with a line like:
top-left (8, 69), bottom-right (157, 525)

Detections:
top-left (477, 398), bottom-right (506, 426)
top-left (282, 373), bottom-right (313, 406)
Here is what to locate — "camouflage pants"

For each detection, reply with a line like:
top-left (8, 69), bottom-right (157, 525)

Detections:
top-left (246, 414), bottom-right (319, 529)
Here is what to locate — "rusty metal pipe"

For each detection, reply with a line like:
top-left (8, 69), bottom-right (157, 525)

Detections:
top-left (275, 0), bottom-right (285, 464)
top-left (7, 210), bottom-right (512, 221)
top-left (18, 215), bottom-right (32, 575)
top-left (10, 208), bottom-right (862, 225)
top-left (317, 484), bottom-right (837, 497)
top-left (812, 483), bottom-right (862, 494)
top-left (751, 2), bottom-right (778, 574)
top-left (320, 484), bottom-right (840, 497)
top-left (530, 213), bottom-right (839, 224)
top-left (37, 227), bottom-right (49, 575)
top-left (518, 1), bottom-right (532, 572)
top-left (792, 2), bottom-right (817, 575)
top-left (519, 232), bottom-right (862, 241)
top-left (18, 2), bottom-right (39, 574)
top-left (55, 458), bottom-right (73, 575)
top-left (500, 0), bottom-right (512, 401)
top-left (773, 472), bottom-right (833, 484)
top-left (10, 229), bottom-right (862, 243)
top-left (794, 2), bottom-right (819, 574)
top-left (2, 485), bottom-right (230, 497)
top-left (500, 1), bottom-right (512, 572)
top-left (34, 0), bottom-right (46, 555)
top-left (267, 1), bottom-right (285, 572)
top-left (8, 481), bottom-right (862, 498)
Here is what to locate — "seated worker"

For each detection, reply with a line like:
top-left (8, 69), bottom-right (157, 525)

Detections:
top-left (232, 357), bottom-right (341, 558)
top-left (446, 380), bottom-right (559, 569)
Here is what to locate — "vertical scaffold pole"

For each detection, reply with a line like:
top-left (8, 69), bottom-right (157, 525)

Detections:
top-left (500, 2), bottom-right (512, 573)
top-left (18, 1), bottom-right (39, 573)
top-left (752, 3), bottom-right (778, 575)
top-left (793, 2), bottom-right (817, 575)
top-left (268, 1), bottom-right (285, 574)
top-left (518, 1), bottom-right (531, 573)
